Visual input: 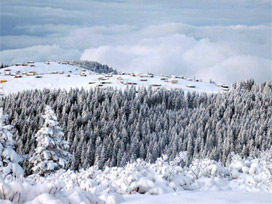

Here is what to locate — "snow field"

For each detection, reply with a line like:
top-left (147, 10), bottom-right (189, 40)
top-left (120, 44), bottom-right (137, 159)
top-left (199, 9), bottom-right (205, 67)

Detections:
top-left (1, 150), bottom-right (271, 203)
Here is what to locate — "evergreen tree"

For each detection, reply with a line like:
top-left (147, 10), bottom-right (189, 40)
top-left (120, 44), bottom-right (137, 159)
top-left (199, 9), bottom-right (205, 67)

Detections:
top-left (0, 108), bottom-right (23, 177)
top-left (29, 106), bottom-right (71, 176)
top-left (0, 80), bottom-right (271, 171)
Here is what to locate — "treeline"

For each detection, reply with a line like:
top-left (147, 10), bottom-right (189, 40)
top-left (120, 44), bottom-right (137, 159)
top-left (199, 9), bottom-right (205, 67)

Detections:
top-left (0, 63), bottom-right (9, 69)
top-left (65, 60), bottom-right (118, 74)
top-left (0, 80), bottom-right (271, 175)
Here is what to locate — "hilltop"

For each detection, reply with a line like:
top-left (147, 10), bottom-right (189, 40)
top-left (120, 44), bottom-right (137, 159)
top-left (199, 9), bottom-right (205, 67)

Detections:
top-left (0, 60), bottom-right (226, 95)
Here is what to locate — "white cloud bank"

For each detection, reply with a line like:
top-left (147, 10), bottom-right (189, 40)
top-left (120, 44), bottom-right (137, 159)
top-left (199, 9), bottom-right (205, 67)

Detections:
top-left (80, 23), bottom-right (272, 83)
top-left (1, 23), bottom-right (271, 84)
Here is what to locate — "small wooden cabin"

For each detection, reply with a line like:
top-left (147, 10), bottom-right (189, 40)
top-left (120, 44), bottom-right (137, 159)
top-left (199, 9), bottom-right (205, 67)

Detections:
top-left (125, 81), bottom-right (137, 85)
top-left (151, 84), bottom-right (161, 87)
top-left (140, 78), bottom-right (148, 82)
top-left (14, 75), bottom-right (22, 78)
top-left (80, 70), bottom-right (88, 77)
top-left (186, 84), bottom-right (196, 88)
top-left (170, 79), bottom-right (178, 84)
top-left (98, 77), bottom-right (108, 81)
top-left (105, 74), bottom-right (113, 77)
top-left (148, 73), bottom-right (154, 78)
top-left (101, 81), bottom-right (112, 84)
top-left (0, 80), bottom-right (7, 83)
top-left (27, 71), bottom-right (36, 76)
top-left (176, 76), bottom-right (184, 79)
top-left (221, 85), bottom-right (229, 89)
top-left (4, 69), bottom-right (11, 76)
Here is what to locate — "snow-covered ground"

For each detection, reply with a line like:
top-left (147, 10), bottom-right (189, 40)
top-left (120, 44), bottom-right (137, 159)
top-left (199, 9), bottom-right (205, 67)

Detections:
top-left (1, 151), bottom-right (272, 203)
top-left (0, 62), bottom-right (223, 95)
top-left (123, 191), bottom-right (272, 204)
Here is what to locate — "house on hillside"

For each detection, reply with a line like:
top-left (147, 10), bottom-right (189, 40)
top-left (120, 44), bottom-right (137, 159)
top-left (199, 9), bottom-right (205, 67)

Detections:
top-left (176, 75), bottom-right (184, 79)
top-left (186, 84), bottom-right (196, 88)
top-left (221, 85), bottom-right (229, 92)
top-left (14, 74), bottom-right (22, 78)
top-left (170, 79), bottom-right (178, 84)
top-left (221, 85), bottom-right (229, 89)
top-left (151, 84), bottom-right (161, 87)
top-left (27, 71), bottom-right (36, 76)
top-left (101, 81), bottom-right (112, 84)
top-left (140, 78), bottom-right (148, 82)
top-left (148, 73), bottom-right (154, 78)
top-left (105, 74), bottom-right (112, 78)
top-left (125, 81), bottom-right (137, 85)
top-left (4, 69), bottom-right (11, 76)
top-left (98, 76), bottom-right (108, 81)
top-left (139, 73), bottom-right (154, 78)
top-left (80, 70), bottom-right (88, 77)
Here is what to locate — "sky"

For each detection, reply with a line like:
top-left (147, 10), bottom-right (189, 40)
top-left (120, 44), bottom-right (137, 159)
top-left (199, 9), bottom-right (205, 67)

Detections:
top-left (0, 0), bottom-right (271, 83)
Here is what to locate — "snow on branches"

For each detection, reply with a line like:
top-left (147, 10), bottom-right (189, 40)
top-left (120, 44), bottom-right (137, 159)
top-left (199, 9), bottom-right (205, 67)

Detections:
top-left (0, 108), bottom-right (23, 178)
top-left (30, 105), bottom-right (71, 176)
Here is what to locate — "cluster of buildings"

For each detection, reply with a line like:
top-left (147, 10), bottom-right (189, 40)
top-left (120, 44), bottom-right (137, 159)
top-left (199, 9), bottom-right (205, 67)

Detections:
top-left (0, 61), bottom-right (229, 91)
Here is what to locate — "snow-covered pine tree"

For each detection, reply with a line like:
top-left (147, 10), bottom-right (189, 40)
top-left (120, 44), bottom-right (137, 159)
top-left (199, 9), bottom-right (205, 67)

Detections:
top-left (30, 105), bottom-right (71, 176)
top-left (0, 108), bottom-right (23, 177)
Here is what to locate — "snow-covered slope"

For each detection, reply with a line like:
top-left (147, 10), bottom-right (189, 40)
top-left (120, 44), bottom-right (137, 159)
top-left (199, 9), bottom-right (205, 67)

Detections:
top-left (0, 61), bottom-right (224, 95)
top-left (1, 150), bottom-right (272, 203)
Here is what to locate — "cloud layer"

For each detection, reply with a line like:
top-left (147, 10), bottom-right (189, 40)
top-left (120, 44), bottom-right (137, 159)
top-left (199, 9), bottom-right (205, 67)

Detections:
top-left (80, 23), bottom-right (272, 83)
top-left (1, 0), bottom-right (271, 83)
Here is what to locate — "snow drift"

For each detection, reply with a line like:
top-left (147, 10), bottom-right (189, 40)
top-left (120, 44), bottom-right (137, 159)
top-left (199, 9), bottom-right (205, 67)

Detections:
top-left (1, 150), bottom-right (271, 203)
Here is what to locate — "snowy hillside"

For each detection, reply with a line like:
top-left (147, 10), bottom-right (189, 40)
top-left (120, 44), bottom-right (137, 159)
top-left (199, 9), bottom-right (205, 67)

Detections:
top-left (0, 61), bottom-right (225, 95)
top-left (1, 62), bottom-right (271, 204)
